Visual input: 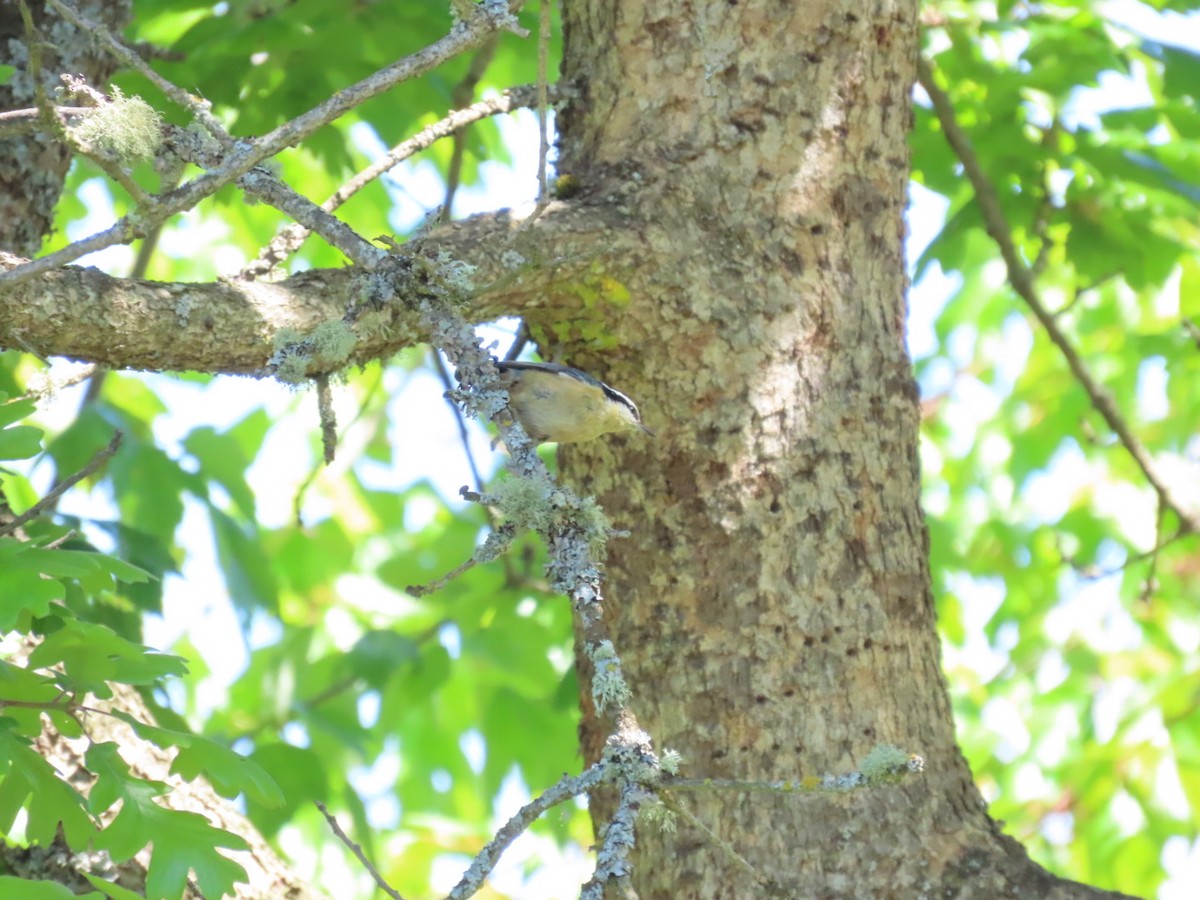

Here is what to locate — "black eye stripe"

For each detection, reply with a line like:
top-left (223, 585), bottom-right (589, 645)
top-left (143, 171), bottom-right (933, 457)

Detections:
top-left (497, 360), bottom-right (641, 421)
top-left (600, 384), bottom-right (640, 420)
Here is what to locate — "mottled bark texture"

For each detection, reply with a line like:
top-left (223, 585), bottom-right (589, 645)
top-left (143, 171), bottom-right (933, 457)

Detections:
top-left (556, 1), bottom-right (1132, 898)
top-left (0, 0), bottom-right (1140, 897)
top-left (0, 1), bottom-right (131, 257)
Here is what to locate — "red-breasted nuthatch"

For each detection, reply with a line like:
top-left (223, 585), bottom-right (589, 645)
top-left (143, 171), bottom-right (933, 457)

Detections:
top-left (496, 361), bottom-right (654, 444)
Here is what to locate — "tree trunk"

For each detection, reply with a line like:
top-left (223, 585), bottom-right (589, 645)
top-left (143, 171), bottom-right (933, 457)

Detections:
top-left (0, 0), bottom-right (1147, 897)
top-left (558, 1), bottom-right (1131, 897)
top-left (0, 0), bottom-right (132, 257)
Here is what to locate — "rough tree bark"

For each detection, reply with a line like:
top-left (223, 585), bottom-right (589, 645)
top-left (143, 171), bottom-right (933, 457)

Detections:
top-left (0, 0), bottom-right (1142, 898)
top-left (1, 0), bottom-right (132, 257)
top-left (553, 1), bottom-right (1134, 898)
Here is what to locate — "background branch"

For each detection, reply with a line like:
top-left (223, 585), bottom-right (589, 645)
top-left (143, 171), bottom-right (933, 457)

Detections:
top-left (0, 431), bottom-right (122, 537)
top-left (917, 57), bottom-right (1200, 536)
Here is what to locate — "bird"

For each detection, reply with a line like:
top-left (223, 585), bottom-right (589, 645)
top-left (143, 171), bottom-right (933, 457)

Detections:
top-left (495, 361), bottom-right (654, 444)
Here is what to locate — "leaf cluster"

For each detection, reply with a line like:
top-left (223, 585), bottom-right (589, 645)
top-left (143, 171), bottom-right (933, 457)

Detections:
top-left (916, 2), bottom-right (1200, 893)
top-left (0, 389), bottom-right (287, 898)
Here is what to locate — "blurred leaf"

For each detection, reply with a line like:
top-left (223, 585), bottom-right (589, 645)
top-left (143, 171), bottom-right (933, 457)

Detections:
top-left (88, 742), bottom-right (249, 900)
top-left (210, 507), bottom-right (278, 616)
top-left (28, 620), bottom-right (188, 693)
top-left (0, 877), bottom-right (102, 899)
top-left (0, 724), bottom-right (96, 847)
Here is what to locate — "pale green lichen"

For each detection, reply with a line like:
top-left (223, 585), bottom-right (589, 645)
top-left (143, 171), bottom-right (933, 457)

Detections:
top-left (590, 640), bottom-right (631, 711)
top-left (269, 321), bottom-right (357, 385)
top-left (860, 743), bottom-right (910, 782)
top-left (309, 320), bottom-right (357, 365)
top-left (573, 495), bottom-right (612, 557)
top-left (490, 477), bottom-right (555, 533)
top-left (639, 801), bottom-right (677, 834)
top-left (72, 87), bottom-right (162, 163)
top-left (174, 294), bottom-right (192, 327)
top-left (499, 249), bottom-right (526, 269)
top-left (273, 352), bottom-right (311, 385)
top-left (538, 265), bottom-right (634, 350)
top-left (437, 255), bottom-right (477, 295)
top-left (489, 479), bottom-right (610, 559)
top-left (272, 327), bottom-right (304, 351)
top-left (659, 748), bottom-right (683, 775)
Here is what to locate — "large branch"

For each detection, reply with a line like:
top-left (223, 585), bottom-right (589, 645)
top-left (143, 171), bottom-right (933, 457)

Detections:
top-left (0, 202), bottom-right (630, 375)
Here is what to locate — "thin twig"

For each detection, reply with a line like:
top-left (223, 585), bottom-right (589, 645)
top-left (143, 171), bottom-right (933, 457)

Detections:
top-left (0, 105), bottom-right (92, 136)
top-left (659, 795), bottom-right (769, 890)
top-left (1183, 318), bottom-right (1200, 350)
top-left (315, 801), bottom-right (406, 900)
top-left (1029, 118), bottom-right (1061, 277)
top-left (1073, 527), bottom-right (1188, 582)
top-left (1138, 501), bottom-right (1166, 604)
top-left (315, 374), bottom-right (338, 464)
top-left (581, 782), bottom-right (645, 900)
top-left (442, 37), bottom-right (500, 222)
top-left (917, 57), bottom-right (1200, 536)
top-left (516, 0), bottom-right (554, 233)
top-left (241, 86), bottom-right (547, 278)
top-left (0, 105), bottom-right (91, 123)
top-left (407, 524), bottom-right (517, 597)
top-left (49, 0), bottom-right (233, 146)
top-left (128, 166), bottom-right (184, 280)
top-left (292, 370), bottom-right (384, 527)
top-left (432, 350), bottom-right (487, 493)
top-left (425, 347), bottom-right (524, 586)
top-left (66, 134), bottom-right (151, 204)
top-left (42, 528), bottom-right (77, 550)
top-left (535, 0), bottom-right (551, 207)
top-left (0, 4), bottom-right (521, 289)
top-left (504, 320), bottom-right (531, 362)
top-left (40, 364), bottom-right (108, 516)
top-left (447, 764), bottom-right (609, 900)
top-left (21, 364), bottom-right (98, 400)
top-left (0, 431), bottom-right (123, 537)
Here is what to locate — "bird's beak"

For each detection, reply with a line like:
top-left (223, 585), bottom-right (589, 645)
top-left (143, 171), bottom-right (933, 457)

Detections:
top-left (639, 423), bottom-right (656, 437)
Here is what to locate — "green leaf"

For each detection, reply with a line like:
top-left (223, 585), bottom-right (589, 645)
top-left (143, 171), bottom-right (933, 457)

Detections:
top-left (16, 540), bottom-right (155, 589)
top-left (81, 873), bottom-right (146, 900)
top-left (0, 424), bottom-right (43, 461)
top-left (108, 441), bottom-right (188, 547)
top-left (183, 423), bottom-right (258, 519)
top-left (172, 737), bottom-right (285, 808)
top-left (0, 725), bottom-right (96, 846)
top-left (245, 742), bottom-right (329, 836)
top-left (87, 742), bottom-right (249, 900)
top-left (0, 396), bottom-right (36, 428)
top-left (107, 710), bottom-right (283, 807)
top-left (0, 661), bottom-right (66, 738)
top-left (347, 629), bottom-right (420, 689)
top-left (0, 541), bottom-right (65, 629)
top-left (44, 407), bottom-right (117, 477)
top-left (9, 547), bottom-right (103, 578)
top-left (0, 877), bottom-right (102, 899)
top-left (209, 507), bottom-right (278, 615)
top-left (27, 620), bottom-right (188, 692)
